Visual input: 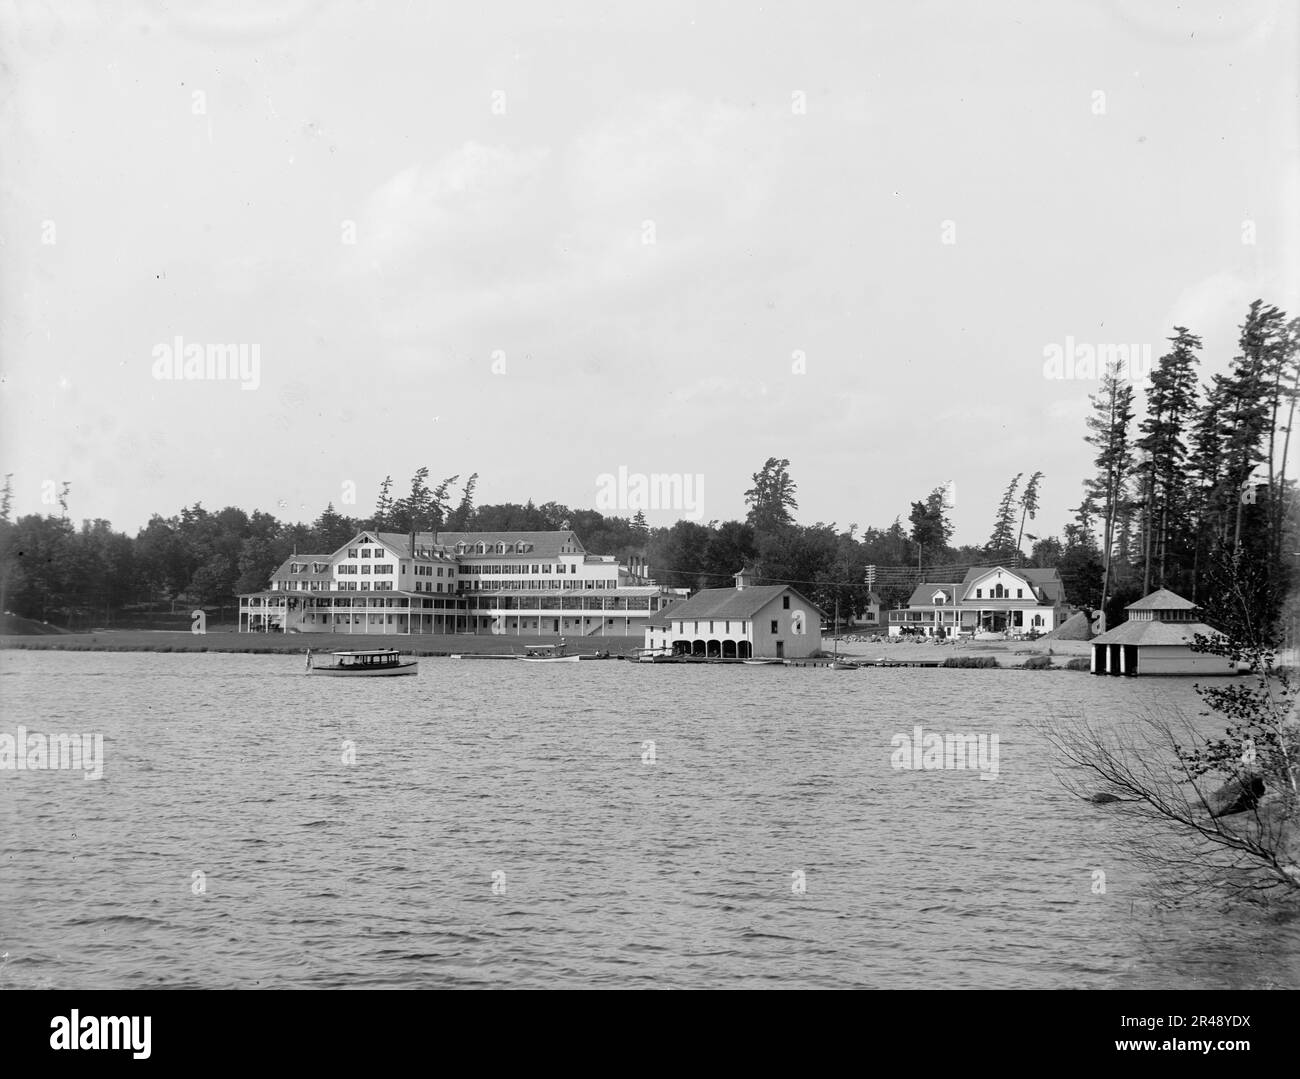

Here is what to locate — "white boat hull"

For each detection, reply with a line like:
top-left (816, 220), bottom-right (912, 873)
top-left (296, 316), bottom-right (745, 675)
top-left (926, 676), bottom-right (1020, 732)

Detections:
top-left (519, 654), bottom-right (582, 663)
top-left (309, 662), bottom-right (418, 676)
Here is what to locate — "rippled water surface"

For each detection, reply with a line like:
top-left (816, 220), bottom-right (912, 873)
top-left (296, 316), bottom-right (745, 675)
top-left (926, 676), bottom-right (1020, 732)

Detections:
top-left (1, 651), bottom-right (1297, 989)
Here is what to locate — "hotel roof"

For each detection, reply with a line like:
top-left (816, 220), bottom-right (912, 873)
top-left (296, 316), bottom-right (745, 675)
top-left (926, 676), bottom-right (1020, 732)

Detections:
top-left (435, 530), bottom-right (583, 557)
top-left (371, 532), bottom-right (457, 559)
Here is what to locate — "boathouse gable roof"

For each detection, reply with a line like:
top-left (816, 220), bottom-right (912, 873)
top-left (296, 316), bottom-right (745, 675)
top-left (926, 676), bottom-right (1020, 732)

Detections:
top-left (1090, 619), bottom-right (1223, 646)
top-left (1126, 588), bottom-right (1198, 612)
top-left (659, 584), bottom-right (826, 623)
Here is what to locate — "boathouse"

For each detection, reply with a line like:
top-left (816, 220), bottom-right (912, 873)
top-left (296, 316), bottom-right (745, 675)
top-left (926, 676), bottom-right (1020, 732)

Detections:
top-left (1089, 589), bottom-right (1234, 676)
top-left (642, 567), bottom-right (825, 659)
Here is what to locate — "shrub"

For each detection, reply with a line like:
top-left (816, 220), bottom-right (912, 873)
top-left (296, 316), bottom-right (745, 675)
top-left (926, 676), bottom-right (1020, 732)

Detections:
top-left (940, 655), bottom-right (999, 669)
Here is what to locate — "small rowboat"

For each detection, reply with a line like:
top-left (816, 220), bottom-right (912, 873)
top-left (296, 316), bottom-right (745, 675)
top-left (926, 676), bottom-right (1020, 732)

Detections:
top-left (742, 658), bottom-right (784, 665)
top-left (306, 648), bottom-right (418, 676)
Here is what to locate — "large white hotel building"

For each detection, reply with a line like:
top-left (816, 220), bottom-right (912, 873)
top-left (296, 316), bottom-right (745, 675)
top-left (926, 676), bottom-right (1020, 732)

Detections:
top-left (238, 528), bottom-right (671, 638)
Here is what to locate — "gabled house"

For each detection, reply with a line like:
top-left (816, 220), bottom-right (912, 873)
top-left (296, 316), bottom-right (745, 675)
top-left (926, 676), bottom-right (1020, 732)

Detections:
top-left (887, 565), bottom-right (1068, 637)
top-left (643, 567), bottom-right (826, 659)
top-left (856, 591), bottom-right (884, 627)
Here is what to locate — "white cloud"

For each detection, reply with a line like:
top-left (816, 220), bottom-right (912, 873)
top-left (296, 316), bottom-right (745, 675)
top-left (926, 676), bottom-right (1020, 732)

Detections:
top-left (344, 96), bottom-right (783, 346)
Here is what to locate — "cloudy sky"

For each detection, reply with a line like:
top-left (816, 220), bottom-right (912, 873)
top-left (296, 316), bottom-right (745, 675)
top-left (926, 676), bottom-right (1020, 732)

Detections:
top-left (1, 0), bottom-right (1295, 545)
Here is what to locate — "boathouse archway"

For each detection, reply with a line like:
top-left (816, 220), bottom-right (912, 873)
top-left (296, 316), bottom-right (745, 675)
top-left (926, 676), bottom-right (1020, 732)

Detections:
top-left (737, 641), bottom-right (752, 659)
top-left (706, 640), bottom-right (722, 658)
top-left (722, 640), bottom-right (737, 659)
top-left (692, 639), bottom-right (706, 656)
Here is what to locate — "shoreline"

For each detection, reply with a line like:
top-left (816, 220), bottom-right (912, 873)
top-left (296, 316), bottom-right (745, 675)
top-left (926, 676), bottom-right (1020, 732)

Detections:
top-left (0, 629), bottom-right (1094, 667)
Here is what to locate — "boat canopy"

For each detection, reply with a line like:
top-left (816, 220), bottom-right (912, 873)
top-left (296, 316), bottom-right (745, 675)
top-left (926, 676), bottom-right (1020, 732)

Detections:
top-left (329, 649), bottom-right (402, 657)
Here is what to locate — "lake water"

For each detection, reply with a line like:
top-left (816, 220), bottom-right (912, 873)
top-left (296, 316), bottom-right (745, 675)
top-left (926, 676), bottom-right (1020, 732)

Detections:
top-left (1, 651), bottom-right (1296, 989)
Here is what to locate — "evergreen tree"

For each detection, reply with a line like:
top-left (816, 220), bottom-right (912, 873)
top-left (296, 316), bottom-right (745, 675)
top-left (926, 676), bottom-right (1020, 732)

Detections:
top-left (986, 473), bottom-right (1022, 560)
top-left (1015, 471), bottom-right (1043, 565)
top-left (1082, 363), bottom-right (1136, 628)
top-left (744, 457), bottom-right (798, 535)
top-left (373, 476), bottom-right (394, 530)
top-left (1136, 327), bottom-right (1200, 593)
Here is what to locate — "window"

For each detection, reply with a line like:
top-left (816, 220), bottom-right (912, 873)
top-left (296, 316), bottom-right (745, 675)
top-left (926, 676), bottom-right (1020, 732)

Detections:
top-left (976, 588), bottom-right (982, 598)
top-left (771, 620), bottom-right (778, 633)
top-left (1017, 589), bottom-right (1023, 598)
top-left (783, 595), bottom-right (790, 609)
top-left (347, 548), bottom-right (358, 558)
top-left (361, 565), bottom-right (371, 574)
top-left (360, 582), bottom-right (370, 591)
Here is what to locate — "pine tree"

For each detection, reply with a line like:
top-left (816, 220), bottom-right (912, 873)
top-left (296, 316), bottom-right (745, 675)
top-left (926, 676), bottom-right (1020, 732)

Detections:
top-left (986, 473), bottom-right (1022, 560)
top-left (1136, 328), bottom-right (1201, 592)
top-left (1083, 364), bottom-right (1135, 627)
top-left (744, 458), bottom-right (798, 535)
top-left (1220, 301), bottom-right (1281, 553)
top-left (374, 476), bottom-right (394, 530)
top-left (1015, 471), bottom-right (1043, 564)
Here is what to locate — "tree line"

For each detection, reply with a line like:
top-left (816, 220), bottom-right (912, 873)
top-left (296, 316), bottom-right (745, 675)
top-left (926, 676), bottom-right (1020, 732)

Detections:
top-left (0, 298), bottom-right (1294, 637)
